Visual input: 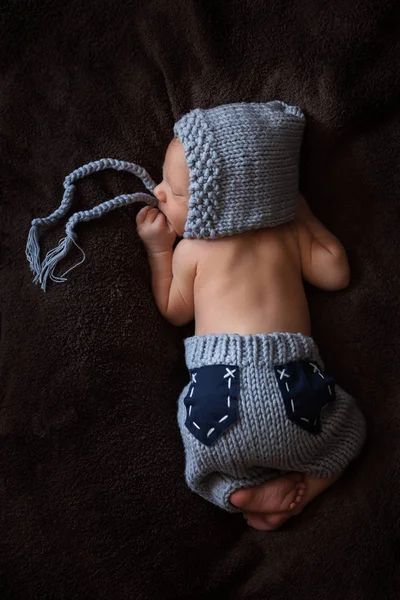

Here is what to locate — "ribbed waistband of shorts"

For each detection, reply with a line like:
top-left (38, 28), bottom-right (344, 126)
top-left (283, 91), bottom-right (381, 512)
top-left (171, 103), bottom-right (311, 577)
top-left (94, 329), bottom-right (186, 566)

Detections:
top-left (184, 332), bottom-right (319, 369)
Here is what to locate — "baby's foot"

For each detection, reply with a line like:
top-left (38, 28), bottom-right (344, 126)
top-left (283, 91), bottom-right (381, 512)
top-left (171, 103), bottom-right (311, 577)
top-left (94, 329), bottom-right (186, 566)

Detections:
top-left (232, 472), bottom-right (342, 531)
top-left (230, 472), bottom-right (306, 515)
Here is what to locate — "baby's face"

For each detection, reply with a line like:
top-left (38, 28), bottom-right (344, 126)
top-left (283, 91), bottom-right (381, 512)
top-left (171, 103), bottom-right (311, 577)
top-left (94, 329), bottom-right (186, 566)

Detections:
top-left (153, 138), bottom-right (190, 237)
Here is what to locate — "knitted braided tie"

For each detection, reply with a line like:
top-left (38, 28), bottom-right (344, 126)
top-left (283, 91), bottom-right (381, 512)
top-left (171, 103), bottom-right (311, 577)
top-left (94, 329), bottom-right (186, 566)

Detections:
top-left (26, 158), bottom-right (157, 291)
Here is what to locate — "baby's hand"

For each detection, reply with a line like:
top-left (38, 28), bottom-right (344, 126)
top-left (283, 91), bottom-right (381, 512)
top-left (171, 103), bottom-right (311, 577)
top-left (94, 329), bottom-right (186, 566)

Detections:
top-left (136, 206), bottom-right (177, 253)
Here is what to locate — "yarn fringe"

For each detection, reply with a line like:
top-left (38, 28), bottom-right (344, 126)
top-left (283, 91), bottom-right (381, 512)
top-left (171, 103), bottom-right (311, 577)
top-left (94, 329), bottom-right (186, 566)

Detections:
top-left (38, 234), bottom-right (86, 292)
top-left (26, 223), bottom-right (41, 282)
top-left (25, 159), bottom-right (157, 291)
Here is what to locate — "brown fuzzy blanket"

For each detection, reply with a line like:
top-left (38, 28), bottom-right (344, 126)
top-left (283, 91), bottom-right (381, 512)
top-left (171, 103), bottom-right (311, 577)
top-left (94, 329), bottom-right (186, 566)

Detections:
top-left (1, 1), bottom-right (399, 598)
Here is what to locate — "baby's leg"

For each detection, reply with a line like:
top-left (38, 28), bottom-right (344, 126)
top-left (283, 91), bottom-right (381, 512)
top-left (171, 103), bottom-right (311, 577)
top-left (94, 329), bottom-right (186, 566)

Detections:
top-left (231, 472), bottom-right (341, 531)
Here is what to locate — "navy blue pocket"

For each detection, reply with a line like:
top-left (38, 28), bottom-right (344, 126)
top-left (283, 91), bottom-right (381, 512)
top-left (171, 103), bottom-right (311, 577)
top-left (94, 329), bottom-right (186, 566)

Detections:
top-left (184, 365), bottom-right (240, 446)
top-left (274, 361), bottom-right (336, 435)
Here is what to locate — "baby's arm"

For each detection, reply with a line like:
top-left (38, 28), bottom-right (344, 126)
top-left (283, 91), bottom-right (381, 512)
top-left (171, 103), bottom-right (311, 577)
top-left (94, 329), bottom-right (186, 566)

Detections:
top-left (136, 207), bottom-right (195, 326)
top-left (296, 195), bottom-right (350, 291)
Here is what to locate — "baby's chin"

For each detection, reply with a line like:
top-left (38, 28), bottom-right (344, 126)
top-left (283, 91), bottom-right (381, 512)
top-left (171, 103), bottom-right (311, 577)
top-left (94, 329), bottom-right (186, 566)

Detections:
top-left (172, 224), bottom-right (185, 237)
top-left (171, 222), bottom-right (185, 237)
top-left (166, 216), bottom-right (182, 237)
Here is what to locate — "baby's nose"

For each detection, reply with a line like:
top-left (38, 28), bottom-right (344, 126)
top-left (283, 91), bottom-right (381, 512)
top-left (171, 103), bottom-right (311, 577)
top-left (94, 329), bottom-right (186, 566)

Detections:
top-left (153, 183), bottom-right (166, 202)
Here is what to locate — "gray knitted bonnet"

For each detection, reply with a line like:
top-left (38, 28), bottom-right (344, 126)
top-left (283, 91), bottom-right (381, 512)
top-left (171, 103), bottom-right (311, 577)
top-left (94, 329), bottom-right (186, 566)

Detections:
top-left (174, 101), bottom-right (305, 239)
top-left (26, 100), bottom-right (305, 290)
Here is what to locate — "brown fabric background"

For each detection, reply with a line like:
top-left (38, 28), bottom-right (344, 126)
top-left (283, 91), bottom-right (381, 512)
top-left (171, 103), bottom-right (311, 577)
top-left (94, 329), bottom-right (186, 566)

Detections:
top-left (1, 1), bottom-right (400, 598)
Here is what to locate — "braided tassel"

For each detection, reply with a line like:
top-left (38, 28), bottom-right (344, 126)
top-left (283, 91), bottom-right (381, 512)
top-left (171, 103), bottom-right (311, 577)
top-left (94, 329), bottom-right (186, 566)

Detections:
top-left (26, 159), bottom-right (158, 291)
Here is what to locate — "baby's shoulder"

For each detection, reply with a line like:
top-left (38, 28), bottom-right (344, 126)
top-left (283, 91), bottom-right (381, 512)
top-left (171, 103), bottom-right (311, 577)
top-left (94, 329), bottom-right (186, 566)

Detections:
top-left (173, 238), bottom-right (205, 263)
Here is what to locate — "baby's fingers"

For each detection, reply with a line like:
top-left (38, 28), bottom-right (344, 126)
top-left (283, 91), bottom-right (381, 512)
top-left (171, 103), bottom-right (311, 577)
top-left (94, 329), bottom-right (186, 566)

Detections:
top-left (155, 211), bottom-right (167, 227)
top-left (136, 205), bottom-right (153, 225)
top-left (145, 208), bottom-right (160, 224)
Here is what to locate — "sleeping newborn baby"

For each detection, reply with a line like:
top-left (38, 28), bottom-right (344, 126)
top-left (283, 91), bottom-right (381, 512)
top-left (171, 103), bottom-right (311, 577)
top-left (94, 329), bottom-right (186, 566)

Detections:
top-left (136, 102), bottom-right (366, 530)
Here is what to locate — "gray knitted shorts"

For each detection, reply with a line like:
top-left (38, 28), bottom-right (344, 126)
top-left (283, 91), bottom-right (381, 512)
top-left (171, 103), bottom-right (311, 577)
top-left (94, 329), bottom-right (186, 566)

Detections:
top-left (177, 332), bottom-right (366, 512)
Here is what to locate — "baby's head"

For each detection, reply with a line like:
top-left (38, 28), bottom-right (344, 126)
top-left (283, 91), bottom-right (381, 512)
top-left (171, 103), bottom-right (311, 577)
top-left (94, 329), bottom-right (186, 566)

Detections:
top-left (157, 101), bottom-right (306, 240)
top-left (154, 138), bottom-right (190, 237)
top-left (26, 101), bottom-right (305, 291)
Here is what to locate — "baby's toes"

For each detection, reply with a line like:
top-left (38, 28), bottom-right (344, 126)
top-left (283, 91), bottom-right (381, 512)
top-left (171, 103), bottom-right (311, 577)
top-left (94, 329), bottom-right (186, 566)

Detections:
top-left (289, 483), bottom-right (306, 510)
top-left (274, 475), bottom-right (305, 512)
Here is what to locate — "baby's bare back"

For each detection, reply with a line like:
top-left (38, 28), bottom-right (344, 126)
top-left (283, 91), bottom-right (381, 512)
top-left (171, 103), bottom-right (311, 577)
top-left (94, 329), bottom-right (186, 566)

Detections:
top-left (193, 225), bottom-right (310, 336)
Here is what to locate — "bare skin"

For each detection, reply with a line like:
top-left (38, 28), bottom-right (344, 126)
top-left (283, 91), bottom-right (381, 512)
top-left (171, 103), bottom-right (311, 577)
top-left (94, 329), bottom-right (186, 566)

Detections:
top-left (137, 138), bottom-right (351, 530)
